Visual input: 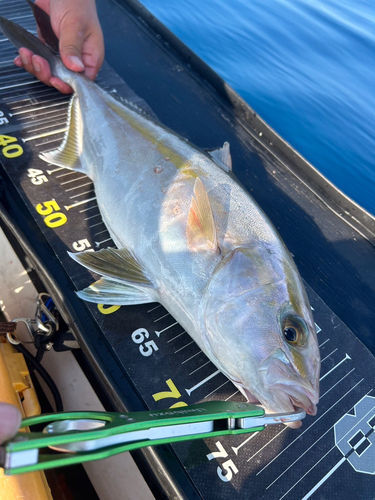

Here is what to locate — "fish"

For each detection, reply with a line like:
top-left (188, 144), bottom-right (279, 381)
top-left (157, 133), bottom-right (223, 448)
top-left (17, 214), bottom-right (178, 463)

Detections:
top-left (0, 9), bottom-right (320, 423)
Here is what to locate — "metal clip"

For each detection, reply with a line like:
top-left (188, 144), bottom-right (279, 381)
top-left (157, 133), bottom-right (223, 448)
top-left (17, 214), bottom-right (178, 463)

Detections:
top-left (9, 318), bottom-right (38, 345)
top-left (35, 293), bottom-right (58, 336)
top-left (9, 293), bottom-right (58, 346)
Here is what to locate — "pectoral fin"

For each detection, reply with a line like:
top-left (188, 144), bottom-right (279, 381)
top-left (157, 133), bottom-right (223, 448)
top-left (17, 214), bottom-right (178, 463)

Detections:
top-left (208, 142), bottom-right (232, 172)
top-left (39, 95), bottom-right (85, 172)
top-left (186, 177), bottom-right (218, 252)
top-left (69, 247), bottom-right (157, 305)
top-left (69, 247), bottom-right (154, 285)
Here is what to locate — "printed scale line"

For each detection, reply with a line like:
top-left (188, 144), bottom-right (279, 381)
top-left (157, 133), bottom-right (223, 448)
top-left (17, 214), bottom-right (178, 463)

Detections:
top-left (299, 398), bottom-right (375, 500)
top-left (174, 341), bottom-right (194, 354)
top-left (189, 360), bottom-right (210, 376)
top-left (80, 204), bottom-right (99, 213)
top-left (9, 99), bottom-right (68, 115)
top-left (278, 386), bottom-right (372, 500)
top-left (22, 126), bottom-right (67, 142)
top-left (167, 331), bottom-right (186, 343)
top-left (319, 338), bottom-right (330, 348)
top-left (225, 390), bottom-right (239, 401)
top-left (204, 379), bottom-right (230, 399)
top-left (154, 312), bottom-right (171, 323)
top-left (65, 181), bottom-right (92, 192)
top-left (185, 370), bottom-right (220, 396)
top-left (321, 348), bottom-right (338, 363)
top-left (46, 167), bottom-right (65, 174)
top-left (155, 321), bottom-right (178, 337)
top-left (182, 351), bottom-right (201, 365)
top-left (61, 175), bottom-right (88, 186)
top-left (232, 432), bottom-right (259, 455)
top-left (320, 353), bottom-right (351, 381)
top-left (85, 213), bottom-right (101, 221)
top-left (64, 197), bottom-right (97, 210)
top-left (70, 190), bottom-right (95, 199)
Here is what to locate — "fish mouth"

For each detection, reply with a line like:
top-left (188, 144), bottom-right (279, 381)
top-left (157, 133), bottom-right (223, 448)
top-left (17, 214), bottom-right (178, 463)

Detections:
top-left (271, 383), bottom-right (318, 416)
top-left (258, 356), bottom-right (319, 417)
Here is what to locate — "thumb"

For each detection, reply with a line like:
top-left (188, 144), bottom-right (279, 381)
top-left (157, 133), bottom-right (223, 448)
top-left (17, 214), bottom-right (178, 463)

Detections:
top-left (58, 19), bottom-right (86, 72)
top-left (0, 403), bottom-right (22, 443)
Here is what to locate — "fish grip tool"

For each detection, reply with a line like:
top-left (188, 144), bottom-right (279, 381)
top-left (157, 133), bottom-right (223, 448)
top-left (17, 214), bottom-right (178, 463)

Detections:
top-left (1, 401), bottom-right (305, 475)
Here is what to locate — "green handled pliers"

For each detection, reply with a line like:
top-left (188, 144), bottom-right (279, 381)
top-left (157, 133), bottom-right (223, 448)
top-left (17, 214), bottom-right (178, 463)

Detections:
top-left (0, 401), bottom-right (305, 475)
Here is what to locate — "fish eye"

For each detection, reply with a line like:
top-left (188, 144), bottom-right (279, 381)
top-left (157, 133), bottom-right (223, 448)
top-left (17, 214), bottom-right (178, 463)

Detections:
top-left (282, 317), bottom-right (307, 346)
top-left (284, 326), bottom-right (297, 343)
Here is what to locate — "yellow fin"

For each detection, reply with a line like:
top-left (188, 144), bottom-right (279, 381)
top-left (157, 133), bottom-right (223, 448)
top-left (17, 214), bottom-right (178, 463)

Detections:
top-left (76, 277), bottom-right (157, 305)
top-left (68, 247), bottom-right (154, 286)
top-left (186, 177), bottom-right (218, 252)
top-left (39, 95), bottom-right (84, 171)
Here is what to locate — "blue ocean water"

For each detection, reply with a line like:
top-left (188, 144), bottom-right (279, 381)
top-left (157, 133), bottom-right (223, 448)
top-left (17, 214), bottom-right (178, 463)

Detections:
top-left (141, 0), bottom-right (375, 214)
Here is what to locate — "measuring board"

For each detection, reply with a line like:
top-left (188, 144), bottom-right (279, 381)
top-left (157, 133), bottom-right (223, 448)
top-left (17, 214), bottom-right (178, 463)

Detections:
top-left (1, 3), bottom-right (375, 499)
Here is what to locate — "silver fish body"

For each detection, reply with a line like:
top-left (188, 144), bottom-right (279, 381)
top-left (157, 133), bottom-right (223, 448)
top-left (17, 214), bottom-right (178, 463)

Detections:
top-left (0, 15), bottom-right (320, 418)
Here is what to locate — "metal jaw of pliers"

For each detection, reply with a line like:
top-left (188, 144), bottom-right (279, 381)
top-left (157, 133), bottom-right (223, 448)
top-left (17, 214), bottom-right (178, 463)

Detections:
top-left (0, 401), bottom-right (305, 476)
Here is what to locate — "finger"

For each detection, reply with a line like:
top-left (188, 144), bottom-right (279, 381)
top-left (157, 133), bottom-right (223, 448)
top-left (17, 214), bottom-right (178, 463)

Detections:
top-left (14, 55), bottom-right (23, 67)
top-left (32, 55), bottom-right (53, 84)
top-left (18, 47), bottom-right (35, 75)
top-left (50, 76), bottom-right (73, 94)
top-left (0, 403), bottom-right (22, 444)
top-left (58, 17), bottom-right (86, 73)
top-left (82, 31), bottom-right (105, 81)
top-left (18, 50), bottom-right (53, 87)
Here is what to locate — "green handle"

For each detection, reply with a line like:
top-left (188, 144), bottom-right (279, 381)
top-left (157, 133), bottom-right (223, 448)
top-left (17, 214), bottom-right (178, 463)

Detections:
top-left (3, 401), bottom-right (264, 475)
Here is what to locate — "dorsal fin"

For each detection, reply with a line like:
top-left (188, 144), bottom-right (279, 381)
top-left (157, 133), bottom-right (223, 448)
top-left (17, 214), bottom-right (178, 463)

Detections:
top-left (109, 90), bottom-right (158, 121)
top-left (208, 142), bottom-right (232, 172)
top-left (186, 177), bottom-right (218, 252)
top-left (39, 95), bottom-right (85, 171)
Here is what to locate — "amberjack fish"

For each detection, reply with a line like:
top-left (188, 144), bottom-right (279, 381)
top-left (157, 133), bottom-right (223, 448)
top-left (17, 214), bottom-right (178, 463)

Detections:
top-left (0, 9), bottom-right (320, 422)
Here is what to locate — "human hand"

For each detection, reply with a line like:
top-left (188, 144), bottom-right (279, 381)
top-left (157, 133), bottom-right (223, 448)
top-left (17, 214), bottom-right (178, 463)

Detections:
top-left (0, 403), bottom-right (21, 444)
top-left (14, 0), bottom-right (104, 94)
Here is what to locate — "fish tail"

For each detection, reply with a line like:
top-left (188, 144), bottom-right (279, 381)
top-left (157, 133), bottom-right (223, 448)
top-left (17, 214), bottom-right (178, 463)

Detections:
top-left (0, 10), bottom-right (71, 83)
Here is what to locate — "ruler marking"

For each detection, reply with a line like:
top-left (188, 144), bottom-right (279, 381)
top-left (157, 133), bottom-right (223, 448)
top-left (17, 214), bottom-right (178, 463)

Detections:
top-left (189, 360), bottom-right (211, 376)
top-left (320, 353), bottom-right (351, 381)
top-left (65, 197), bottom-right (97, 210)
top-left (185, 370), bottom-right (221, 396)
top-left (167, 331), bottom-right (186, 343)
top-left (321, 348), bottom-right (338, 363)
top-left (319, 338), bottom-right (330, 348)
top-left (61, 175), bottom-right (88, 186)
top-left (204, 379), bottom-right (230, 399)
top-left (225, 390), bottom-right (239, 401)
top-left (154, 312), bottom-right (171, 323)
top-left (65, 182), bottom-right (92, 192)
top-left (181, 351), bottom-right (201, 365)
top-left (174, 340), bottom-right (194, 354)
top-left (80, 204), bottom-right (99, 213)
top-left (70, 189), bottom-right (95, 199)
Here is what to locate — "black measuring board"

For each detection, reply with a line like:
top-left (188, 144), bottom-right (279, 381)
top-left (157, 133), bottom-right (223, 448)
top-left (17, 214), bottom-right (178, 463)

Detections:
top-left (1, 2), bottom-right (375, 499)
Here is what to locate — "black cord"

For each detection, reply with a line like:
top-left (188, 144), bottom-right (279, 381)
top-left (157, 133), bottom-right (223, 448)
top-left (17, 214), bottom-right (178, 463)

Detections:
top-left (14, 343), bottom-right (63, 412)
